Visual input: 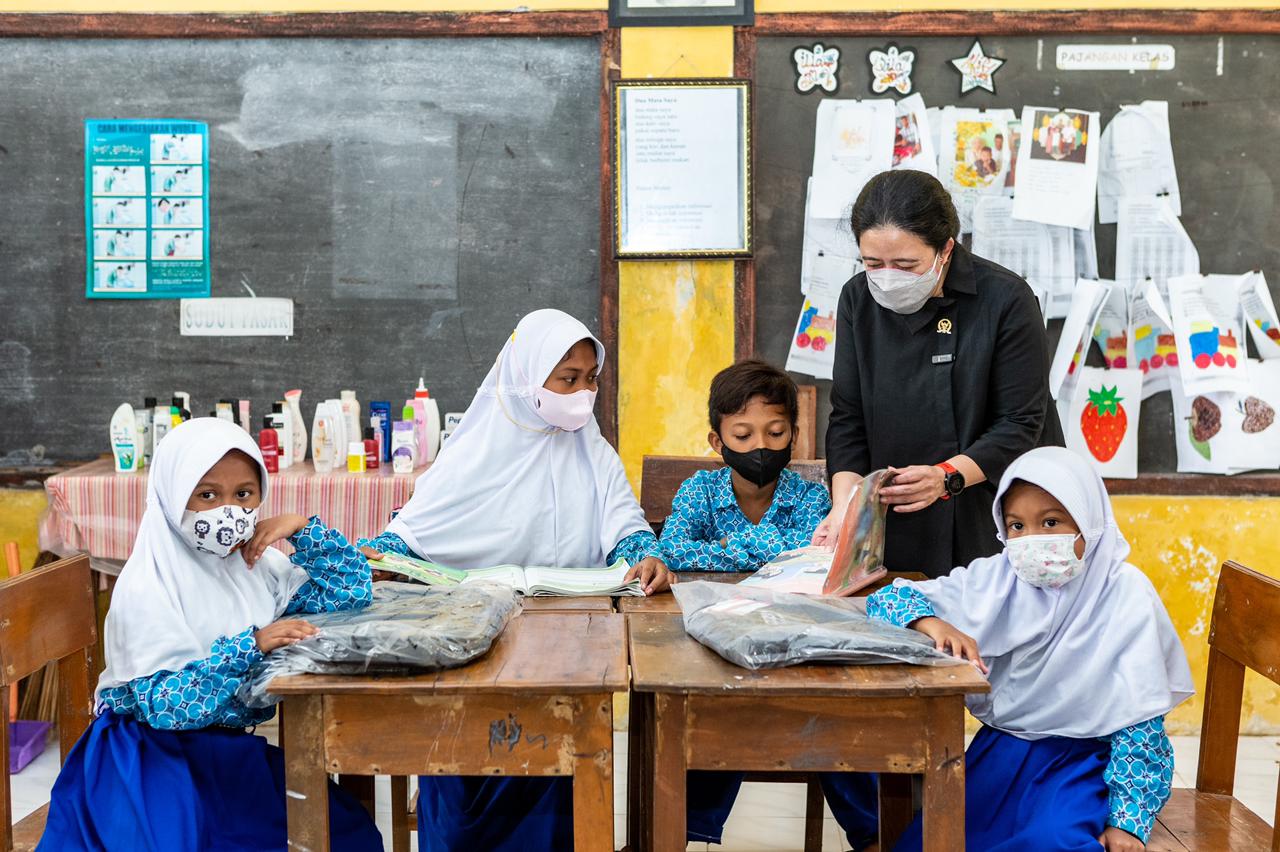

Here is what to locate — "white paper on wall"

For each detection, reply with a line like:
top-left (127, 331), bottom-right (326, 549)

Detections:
top-left (1010, 106), bottom-right (1101, 231)
top-left (1115, 195), bottom-right (1198, 295)
top-left (1097, 101), bottom-right (1180, 225)
top-left (1091, 281), bottom-right (1133, 369)
top-left (800, 178), bottom-right (859, 295)
top-left (1167, 273), bottom-right (1250, 395)
top-left (1130, 282), bottom-right (1178, 399)
top-left (937, 106), bottom-right (1015, 233)
top-left (786, 252), bottom-right (851, 380)
top-left (890, 94), bottom-right (938, 176)
top-left (1050, 278), bottom-right (1111, 401)
top-left (810, 98), bottom-right (895, 219)
top-left (1238, 270), bottom-right (1280, 360)
top-left (1065, 366), bottom-right (1142, 479)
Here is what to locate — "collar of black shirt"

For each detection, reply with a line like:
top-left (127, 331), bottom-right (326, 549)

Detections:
top-left (902, 243), bottom-right (977, 334)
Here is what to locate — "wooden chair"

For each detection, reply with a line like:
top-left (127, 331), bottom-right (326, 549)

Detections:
top-left (1148, 561), bottom-right (1279, 850)
top-left (0, 554), bottom-right (95, 852)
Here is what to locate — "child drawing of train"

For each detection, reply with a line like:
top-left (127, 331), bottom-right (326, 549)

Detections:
top-left (1134, 324), bottom-right (1178, 373)
top-left (794, 303), bottom-right (835, 352)
top-left (1188, 323), bottom-right (1240, 369)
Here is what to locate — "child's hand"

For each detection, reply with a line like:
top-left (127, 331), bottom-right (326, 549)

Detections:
top-left (359, 545), bottom-right (398, 582)
top-left (811, 503), bottom-right (846, 547)
top-left (625, 557), bottom-right (677, 595)
top-left (242, 514), bottom-right (310, 567)
top-left (1098, 826), bottom-right (1144, 851)
top-left (912, 616), bottom-right (988, 674)
top-left (254, 619), bottom-right (319, 653)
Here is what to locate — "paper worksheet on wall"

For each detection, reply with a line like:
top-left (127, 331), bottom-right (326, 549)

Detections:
top-left (786, 252), bottom-right (850, 380)
top-left (800, 178), bottom-right (859, 296)
top-left (1239, 270), bottom-right (1280, 359)
top-left (1011, 107), bottom-right (1100, 231)
top-left (1130, 281), bottom-right (1178, 399)
top-left (970, 196), bottom-right (1073, 320)
top-left (85, 119), bottom-right (210, 300)
top-left (1115, 195), bottom-right (1199, 295)
top-left (1049, 278), bottom-right (1111, 402)
top-left (809, 99), bottom-right (895, 219)
top-left (1167, 274), bottom-right (1250, 395)
top-left (1097, 101), bottom-right (1179, 225)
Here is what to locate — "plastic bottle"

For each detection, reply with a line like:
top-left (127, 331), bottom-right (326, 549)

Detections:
top-left (340, 390), bottom-right (361, 448)
top-left (270, 403), bottom-right (292, 469)
top-left (368, 417), bottom-right (384, 466)
top-left (171, 397), bottom-right (189, 425)
top-left (110, 404), bottom-right (140, 473)
top-left (284, 389), bottom-right (308, 464)
top-left (311, 403), bottom-right (337, 473)
top-left (391, 420), bottom-right (416, 473)
top-left (346, 441), bottom-right (366, 473)
top-left (363, 427), bottom-right (380, 470)
top-left (369, 401), bottom-right (392, 462)
top-left (259, 417), bottom-right (280, 474)
top-left (215, 400), bottom-right (236, 424)
top-left (153, 404), bottom-right (171, 447)
top-left (417, 382), bottom-right (441, 463)
top-left (324, 398), bottom-right (347, 462)
top-left (238, 400), bottom-right (252, 432)
top-left (135, 396), bottom-right (156, 467)
top-left (174, 391), bottom-right (191, 415)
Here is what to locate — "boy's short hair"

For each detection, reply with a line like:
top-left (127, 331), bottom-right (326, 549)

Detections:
top-left (708, 359), bottom-right (798, 432)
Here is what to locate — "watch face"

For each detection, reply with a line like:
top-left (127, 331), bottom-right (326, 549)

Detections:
top-left (946, 472), bottom-right (965, 495)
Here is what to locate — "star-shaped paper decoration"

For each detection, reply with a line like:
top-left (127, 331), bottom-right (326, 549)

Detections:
top-left (867, 44), bottom-right (916, 96)
top-left (950, 39), bottom-right (1004, 95)
top-left (793, 43), bottom-right (841, 95)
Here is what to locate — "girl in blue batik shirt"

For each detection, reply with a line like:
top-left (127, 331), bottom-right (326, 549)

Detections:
top-left (39, 418), bottom-right (382, 852)
top-left (855, 446), bottom-right (1193, 852)
top-left (360, 308), bottom-right (674, 852)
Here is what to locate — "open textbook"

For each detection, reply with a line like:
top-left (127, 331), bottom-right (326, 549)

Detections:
top-left (741, 469), bottom-right (891, 596)
top-left (371, 553), bottom-right (644, 597)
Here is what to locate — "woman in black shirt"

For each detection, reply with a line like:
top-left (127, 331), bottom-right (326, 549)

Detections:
top-left (812, 170), bottom-right (1063, 577)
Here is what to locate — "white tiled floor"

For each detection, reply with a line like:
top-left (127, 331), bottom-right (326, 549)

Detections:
top-left (9, 727), bottom-right (1278, 851)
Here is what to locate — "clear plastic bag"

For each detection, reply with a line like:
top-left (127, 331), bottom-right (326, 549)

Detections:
top-left (671, 580), bottom-right (960, 670)
top-left (239, 581), bottom-right (521, 707)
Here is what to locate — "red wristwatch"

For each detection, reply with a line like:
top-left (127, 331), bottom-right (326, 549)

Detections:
top-left (936, 462), bottom-right (965, 500)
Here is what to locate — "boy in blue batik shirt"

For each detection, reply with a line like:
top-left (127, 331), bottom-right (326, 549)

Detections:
top-left (660, 359), bottom-right (831, 574)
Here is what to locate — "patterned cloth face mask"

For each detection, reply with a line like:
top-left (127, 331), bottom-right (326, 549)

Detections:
top-left (1005, 533), bottom-right (1085, 589)
top-left (180, 505), bottom-right (259, 558)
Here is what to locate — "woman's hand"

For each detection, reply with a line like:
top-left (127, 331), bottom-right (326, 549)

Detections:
top-left (880, 465), bottom-right (946, 513)
top-left (625, 557), bottom-right (677, 595)
top-left (1098, 827), bottom-right (1145, 851)
top-left (912, 616), bottom-right (987, 673)
top-left (254, 619), bottom-right (319, 653)
top-left (242, 513), bottom-right (309, 567)
top-left (811, 503), bottom-right (847, 547)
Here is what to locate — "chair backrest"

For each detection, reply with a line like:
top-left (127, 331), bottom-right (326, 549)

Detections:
top-left (0, 554), bottom-right (96, 851)
top-left (1196, 561), bottom-right (1280, 799)
top-left (639, 455), bottom-right (829, 527)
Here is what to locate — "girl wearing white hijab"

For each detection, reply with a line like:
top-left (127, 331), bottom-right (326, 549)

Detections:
top-left (361, 308), bottom-right (674, 851)
top-left (39, 418), bottom-right (382, 851)
top-left (843, 446), bottom-right (1193, 852)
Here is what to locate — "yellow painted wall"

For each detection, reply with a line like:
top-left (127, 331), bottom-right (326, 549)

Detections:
top-left (616, 26), bottom-right (738, 484)
top-left (0, 489), bottom-right (47, 573)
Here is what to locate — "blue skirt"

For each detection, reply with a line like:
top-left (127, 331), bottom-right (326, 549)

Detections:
top-left (893, 725), bottom-right (1109, 852)
top-left (38, 712), bottom-right (383, 852)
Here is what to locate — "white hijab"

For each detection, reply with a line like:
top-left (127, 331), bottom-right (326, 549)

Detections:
top-left (385, 309), bottom-right (651, 570)
top-left (97, 418), bottom-right (308, 699)
top-left (894, 446), bottom-right (1193, 739)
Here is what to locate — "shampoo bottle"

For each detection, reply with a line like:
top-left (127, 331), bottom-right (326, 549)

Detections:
top-left (325, 398), bottom-right (347, 462)
top-left (110, 404), bottom-right (140, 473)
top-left (311, 403), bottom-right (336, 473)
top-left (416, 382), bottom-right (442, 463)
top-left (391, 420), bottom-right (416, 473)
top-left (284, 389), bottom-right (308, 463)
top-left (238, 400), bottom-right (252, 432)
top-left (340, 390), bottom-right (361, 448)
top-left (370, 401), bottom-right (392, 462)
top-left (135, 396), bottom-right (156, 467)
top-left (259, 417), bottom-right (280, 474)
top-left (270, 403), bottom-right (292, 469)
top-left (363, 427), bottom-right (380, 470)
top-left (215, 400), bottom-right (236, 423)
top-left (153, 404), bottom-right (171, 447)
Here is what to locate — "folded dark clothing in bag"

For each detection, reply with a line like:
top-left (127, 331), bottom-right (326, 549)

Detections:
top-left (671, 580), bottom-right (960, 670)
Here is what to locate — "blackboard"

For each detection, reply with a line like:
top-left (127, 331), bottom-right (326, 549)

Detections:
top-left (753, 33), bottom-right (1280, 473)
top-left (0, 36), bottom-right (602, 461)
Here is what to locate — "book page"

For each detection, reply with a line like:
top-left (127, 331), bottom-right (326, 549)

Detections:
top-left (462, 565), bottom-right (528, 592)
top-left (522, 561), bottom-right (640, 596)
top-left (372, 552), bottom-right (467, 586)
top-left (739, 548), bottom-right (831, 595)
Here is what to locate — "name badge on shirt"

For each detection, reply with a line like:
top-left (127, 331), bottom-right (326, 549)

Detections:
top-left (932, 354), bottom-right (954, 364)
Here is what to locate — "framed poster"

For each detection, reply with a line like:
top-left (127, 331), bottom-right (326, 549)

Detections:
top-left (85, 119), bottom-right (211, 299)
top-left (613, 79), bottom-right (752, 259)
top-left (608, 0), bottom-right (753, 28)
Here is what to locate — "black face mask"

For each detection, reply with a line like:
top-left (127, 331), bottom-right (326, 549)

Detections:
top-left (719, 442), bottom-right (792, 488)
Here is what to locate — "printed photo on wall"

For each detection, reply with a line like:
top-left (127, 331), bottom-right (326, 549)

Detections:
top-left (937, 106), bottom-right (1014, 233)
top-left (1066, 367), bottom-right (1142, 479)
top-left (150, 165), bottom-right (203, 196)
top-left (92, 261), bottom-right (147, 293)
top-left (92, 229), bottom-right (146, 260)
top-left (890, 94), bottom-right (937, 176)
top-left (91, 197), bottom-right (146, 228)
top-left (1010, 106), bottom-right (1100, 231)
top-left (91, 165), bottom-right (145, 196)
top-left (151, 229), bottom-right (204, 261)
top-left (150, 133), bottom-right (203, 164)
top-left (152, 197), bottom-right (204, 228)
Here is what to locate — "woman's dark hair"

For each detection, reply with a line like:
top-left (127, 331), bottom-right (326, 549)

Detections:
top-left (708, 359), bottom-right (798, 432)
top-left (849, 169), bottom-right (959, 251)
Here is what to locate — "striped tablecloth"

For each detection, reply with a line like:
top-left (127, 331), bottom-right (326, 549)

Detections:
top-left (39, 458), bottom-right (421, 565)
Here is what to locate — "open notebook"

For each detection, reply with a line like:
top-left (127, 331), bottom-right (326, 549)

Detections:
top-left (370, 552), bottom-right (644, 597)
top-left (739, 468), bottom-right (892, 597)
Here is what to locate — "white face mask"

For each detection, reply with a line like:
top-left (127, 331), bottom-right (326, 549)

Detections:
top-left (1006, 533), bottom-right (1085, 589)
top-left (533, 387), bottom-right (597, 432)
top-left (180, 504), bottom-right (259, 558)
top-left (865, 251), bottom-right (943, 315)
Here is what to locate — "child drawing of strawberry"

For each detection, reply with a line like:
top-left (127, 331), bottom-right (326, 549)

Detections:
top-left (1080, 385), bottom-right (1127, 462)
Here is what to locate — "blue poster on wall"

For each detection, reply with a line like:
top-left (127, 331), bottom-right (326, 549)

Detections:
top-left (84, 119), bottom-right (210, 299)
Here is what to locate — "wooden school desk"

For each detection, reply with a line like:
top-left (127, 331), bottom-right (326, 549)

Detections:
top-left (270, 612), bottom-right (626, 852)
top-left (520, 596), bottom-right (615, 614)
top-left (626, 613), bottom-right (989, 852)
